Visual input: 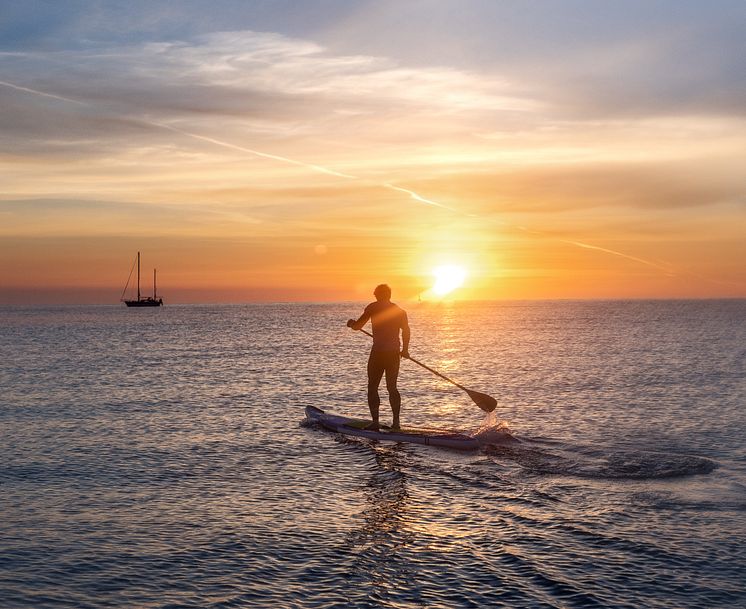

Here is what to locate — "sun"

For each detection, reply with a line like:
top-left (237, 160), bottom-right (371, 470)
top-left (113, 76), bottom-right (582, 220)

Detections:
top-left (432, 265), bottom-right (467, 296)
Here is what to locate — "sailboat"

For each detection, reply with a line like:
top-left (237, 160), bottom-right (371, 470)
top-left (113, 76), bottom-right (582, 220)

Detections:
top-left (121, 251), bottom-right (163, 307)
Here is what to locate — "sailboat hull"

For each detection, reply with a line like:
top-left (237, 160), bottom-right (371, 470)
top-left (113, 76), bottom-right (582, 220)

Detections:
top-left (124, 299), bottom-right (163, 307)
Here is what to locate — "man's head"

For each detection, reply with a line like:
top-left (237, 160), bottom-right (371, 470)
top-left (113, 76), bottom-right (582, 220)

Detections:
top-left (373, 284), bottom-right (392, 302)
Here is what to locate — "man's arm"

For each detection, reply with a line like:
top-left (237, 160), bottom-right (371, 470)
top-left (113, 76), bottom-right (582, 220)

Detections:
top-left (400, 312), bottom-right (410, 358)
top-left (347, 307), bottom-right (371, 331)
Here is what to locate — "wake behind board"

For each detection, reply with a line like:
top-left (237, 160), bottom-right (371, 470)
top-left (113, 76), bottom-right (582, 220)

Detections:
top-left (305, 405), bottom-right (480, 450)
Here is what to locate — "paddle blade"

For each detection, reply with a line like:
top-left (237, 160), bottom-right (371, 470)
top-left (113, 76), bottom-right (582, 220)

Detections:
top-left (467, 389), bottom-right (497, 413)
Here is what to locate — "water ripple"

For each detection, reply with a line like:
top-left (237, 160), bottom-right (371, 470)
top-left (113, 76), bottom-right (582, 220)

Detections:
top-left (1, 301), bottom-right (744, 609)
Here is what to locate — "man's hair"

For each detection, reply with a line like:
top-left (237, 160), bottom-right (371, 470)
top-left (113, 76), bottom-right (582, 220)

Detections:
top-left (374, 284), bottom-right (392, 299)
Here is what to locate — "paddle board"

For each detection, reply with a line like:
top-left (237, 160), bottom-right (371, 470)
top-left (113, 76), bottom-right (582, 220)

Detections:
top-left (305, 405), bottom-right (480, 450)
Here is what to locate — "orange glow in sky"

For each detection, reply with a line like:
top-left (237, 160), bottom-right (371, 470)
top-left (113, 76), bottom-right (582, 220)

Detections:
top-left (1, 5), bottom-right (745, 303)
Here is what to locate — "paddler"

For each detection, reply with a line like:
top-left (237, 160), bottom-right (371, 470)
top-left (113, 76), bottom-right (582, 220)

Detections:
top-left (347, 284), bottom-right (410, 431)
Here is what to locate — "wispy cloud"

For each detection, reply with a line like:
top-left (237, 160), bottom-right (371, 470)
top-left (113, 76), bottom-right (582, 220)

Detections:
top-left (1, 13), bottom-right (745, 299)
top-left (0, 30), bottom-right (540, 156)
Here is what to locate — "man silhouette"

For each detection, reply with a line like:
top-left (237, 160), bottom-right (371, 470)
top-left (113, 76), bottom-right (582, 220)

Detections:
top-left (347, 284), bottom-right (410, 430)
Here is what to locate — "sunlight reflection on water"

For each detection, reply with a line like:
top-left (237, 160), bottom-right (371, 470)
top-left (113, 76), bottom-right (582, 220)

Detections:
top-left (1, 300), bottom-right (744, 608)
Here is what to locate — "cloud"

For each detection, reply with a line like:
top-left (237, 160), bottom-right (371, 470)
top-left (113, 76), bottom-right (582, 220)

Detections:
top-left (4, 1), bottom-right (745, 128)
top-left (3, 21), bottom-right (744, 171)
top-left (1, 14), bottom-right (744, 300)
top-left (407, 160), bottom-right (746, 214)
top-left (321, 0), bottom-right (746, 120)
top-left (6, 29), bottom-right (529, 113)
top-left (0, 30), bottom-right (540, 159)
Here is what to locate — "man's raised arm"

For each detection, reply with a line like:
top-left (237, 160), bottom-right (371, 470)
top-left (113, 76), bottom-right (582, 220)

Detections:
top-left (347, 308), bottom-right (371, 331)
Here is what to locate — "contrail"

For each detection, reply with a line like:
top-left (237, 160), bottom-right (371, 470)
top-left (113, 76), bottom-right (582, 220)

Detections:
top-left (560, 239), bottom-right (674, 274)
top-left (153, 122), bottom-right (357, 179)
top-left (153, 123), bottom-right (466, 216)
top-left (382, 183), bottom-right (463, 213)
top-left (153, 126), bottom-right (461, 212)
top-left (0, 79), bottom-right (87, 105)
top-left (0, 78), bottom-right (356, 180)
top-left (0, 77), bottom-right (689, 278)
top-left (514, 225), bottom-right (675, 274)
top-left (0, 79), bottom-right (455, 208)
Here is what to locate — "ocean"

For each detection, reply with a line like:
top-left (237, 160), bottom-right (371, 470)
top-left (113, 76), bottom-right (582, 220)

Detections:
top-left (1, 300), bottom-right (744, 609)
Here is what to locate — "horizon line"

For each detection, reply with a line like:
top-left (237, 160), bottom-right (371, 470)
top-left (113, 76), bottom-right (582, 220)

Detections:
top-left (2, 296), bottom-right (744, 307)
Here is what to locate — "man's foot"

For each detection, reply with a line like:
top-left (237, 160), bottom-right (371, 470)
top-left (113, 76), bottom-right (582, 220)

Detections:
top-left (364, 421), bottom-right (380, 431)
top-left (391, 419), bottom-right (401, 430)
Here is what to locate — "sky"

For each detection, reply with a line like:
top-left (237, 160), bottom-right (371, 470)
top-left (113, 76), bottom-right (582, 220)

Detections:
top-left (1, 0), bottom-right (745, 303)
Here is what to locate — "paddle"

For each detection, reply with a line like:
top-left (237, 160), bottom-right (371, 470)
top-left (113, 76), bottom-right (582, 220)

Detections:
top-left (355, 328), bottom-right (497, 413)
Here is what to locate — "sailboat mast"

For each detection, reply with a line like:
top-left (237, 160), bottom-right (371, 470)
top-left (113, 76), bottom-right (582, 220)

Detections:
top-left (137, 251), bottom-right (141, 301)
top-left (154, 268), bottom-right (157, 299)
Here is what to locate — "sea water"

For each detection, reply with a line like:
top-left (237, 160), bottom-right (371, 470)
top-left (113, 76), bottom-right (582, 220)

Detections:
top-left (1, 300), bottom-right (744, 608)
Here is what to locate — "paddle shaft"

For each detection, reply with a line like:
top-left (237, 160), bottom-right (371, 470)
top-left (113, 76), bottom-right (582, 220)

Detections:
top-left (357, 328), bottom-right (467, 391)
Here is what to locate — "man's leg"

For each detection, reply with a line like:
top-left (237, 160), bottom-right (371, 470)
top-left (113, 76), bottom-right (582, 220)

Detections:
top-left (367, 352), bottom-right (385, 428)
top-left (384, 352), bottom-right (401, 429)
